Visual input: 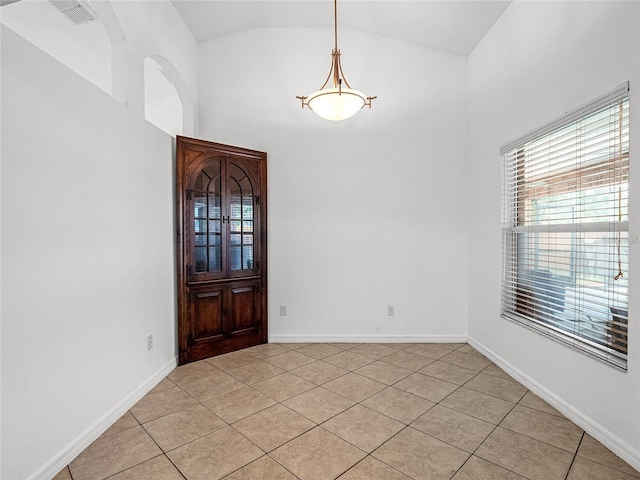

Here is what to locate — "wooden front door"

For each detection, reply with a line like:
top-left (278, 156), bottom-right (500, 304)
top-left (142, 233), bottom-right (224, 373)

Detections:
top-left (176, 136), bottom-right (267, 365)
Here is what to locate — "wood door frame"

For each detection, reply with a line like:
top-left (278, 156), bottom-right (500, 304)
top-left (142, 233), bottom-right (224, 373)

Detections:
top-left (176, 136), bottom-right (268, 365)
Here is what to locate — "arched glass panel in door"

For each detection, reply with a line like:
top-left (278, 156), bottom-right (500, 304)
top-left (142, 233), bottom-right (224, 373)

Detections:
top-left (229, 162), bottom-right (255, 271)
top-left (193, 161), bottom-right (222, 273)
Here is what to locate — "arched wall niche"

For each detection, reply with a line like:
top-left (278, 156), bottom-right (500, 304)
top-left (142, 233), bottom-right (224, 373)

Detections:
top-left (144, 54), bottom-right (194, 137)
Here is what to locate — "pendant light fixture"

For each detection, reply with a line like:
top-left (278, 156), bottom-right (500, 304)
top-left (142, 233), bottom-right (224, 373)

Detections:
top-left (296, 0), bottom-right (376, 121)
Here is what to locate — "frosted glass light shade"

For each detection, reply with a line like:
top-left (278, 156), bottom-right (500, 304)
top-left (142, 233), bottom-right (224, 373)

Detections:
top-left (306, 87), bottom-right (367, 121)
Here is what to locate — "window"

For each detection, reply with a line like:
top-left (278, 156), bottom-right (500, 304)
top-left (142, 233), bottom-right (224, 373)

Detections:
top-left (501, 84), bottom-right (630, 369)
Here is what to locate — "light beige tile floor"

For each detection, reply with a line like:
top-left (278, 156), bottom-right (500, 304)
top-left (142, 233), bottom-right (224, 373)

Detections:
top-left (54, 343), bottom-right (640, 480)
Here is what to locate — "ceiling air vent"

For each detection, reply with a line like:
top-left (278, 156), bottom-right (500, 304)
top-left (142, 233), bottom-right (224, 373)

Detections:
top-left (49, 0), bottom-right (95, 24)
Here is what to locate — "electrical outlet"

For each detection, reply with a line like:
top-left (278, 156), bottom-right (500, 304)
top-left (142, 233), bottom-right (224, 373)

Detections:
top-left (387, 305), bottom-right (395, 316)
top-left (147, 334), bottom-right (153, 350)
top-left (280, 305), bottom-right (288, 316)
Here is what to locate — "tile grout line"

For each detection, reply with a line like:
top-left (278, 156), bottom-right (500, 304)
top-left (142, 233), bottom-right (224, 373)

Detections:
top-left (325, 344), bottom-right (483, 479)
top-left (101, 401), bottom-right (191, 480)
top-left (439, 369), bottom-right (585, 479)
top-left (347, 343), bottom-right (490, 479)
top-left (136, 415), bottom-right (190, 480)
top-left (565, 432), bottom-right (586, 480)
top-left (59, 343), bottom-right (638, 480)
top-left (233, 344), bottom-right (417, 478)
top-left (399, 343), bottom-right (528, 479)
top-left (231, 345), bottom-right (625, 479)
top-left (103, 344), bottom-right (506, 479)
top-left (448, 387), bottom-right (524, 480)
top-left (401, 344), bottom-right (518, 479)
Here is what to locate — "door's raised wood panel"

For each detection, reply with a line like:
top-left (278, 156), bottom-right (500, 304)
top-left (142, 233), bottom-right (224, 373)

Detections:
top-left (230, 281), bottom-right (261, 335)
top-left (192, 289), bottom-right (224, 342)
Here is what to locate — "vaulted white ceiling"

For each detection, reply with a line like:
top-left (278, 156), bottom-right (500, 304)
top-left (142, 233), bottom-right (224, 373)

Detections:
top-left (171, 0), bottom-right (512, 56)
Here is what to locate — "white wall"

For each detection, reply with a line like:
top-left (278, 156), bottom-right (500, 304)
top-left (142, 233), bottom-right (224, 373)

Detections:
top-left (467, 0), bottom-right (640, 468)
top-left (0, 26), bottom-right (177, 480)
top-left (0, 0), bottom-right (112, 95)
top-left (199, 28), bottom-right (469, 342)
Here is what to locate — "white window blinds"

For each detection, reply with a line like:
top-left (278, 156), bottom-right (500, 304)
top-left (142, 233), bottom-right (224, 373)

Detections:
top-left (501, 83), bottom-right (630, 369)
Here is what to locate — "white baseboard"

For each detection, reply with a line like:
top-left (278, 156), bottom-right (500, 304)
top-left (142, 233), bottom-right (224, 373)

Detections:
top-left (269, 334), bottom-right (468, 344)
top-left (467, 337), bottom-right (640, 473)
top-left (30, 356), bottom-right (178, 480)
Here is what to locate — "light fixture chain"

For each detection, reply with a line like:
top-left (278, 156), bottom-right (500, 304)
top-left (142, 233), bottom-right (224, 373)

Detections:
top-left (334, 0), bottom-right (338, 51)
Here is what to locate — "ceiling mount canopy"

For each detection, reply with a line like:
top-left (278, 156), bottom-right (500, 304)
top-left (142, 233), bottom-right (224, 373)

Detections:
top-left (296, 0), bottom-right (376, 121)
